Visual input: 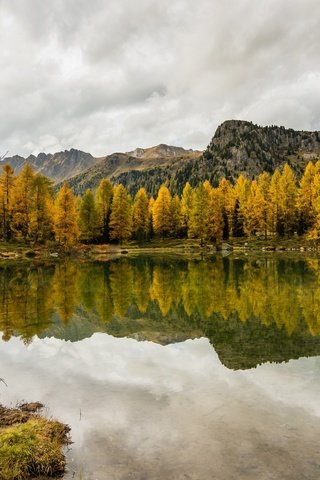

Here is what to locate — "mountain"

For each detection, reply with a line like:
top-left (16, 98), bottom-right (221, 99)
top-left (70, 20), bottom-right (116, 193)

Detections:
top-left (3, 120), bottom-right (320, 195)
top-left (60, 145), bottom-right (201, 196)
top-left (200, 119), bottom-right (320, 183)
top-left (2, 148), bottom-right (98, 183)
top-left (62, 121), bottom-right (320, 196)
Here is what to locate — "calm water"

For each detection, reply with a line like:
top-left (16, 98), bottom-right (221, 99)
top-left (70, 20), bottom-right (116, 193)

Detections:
top-left (1, 255), bottom-right (320, 479)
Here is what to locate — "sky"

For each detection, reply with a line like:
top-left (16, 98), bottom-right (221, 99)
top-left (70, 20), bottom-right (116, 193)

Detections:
top-left (0, 0), bottom-right (320, 158)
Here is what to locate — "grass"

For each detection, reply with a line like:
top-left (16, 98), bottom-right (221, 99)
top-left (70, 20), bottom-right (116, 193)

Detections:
top-left (0, 404), bottom-right (70, 480)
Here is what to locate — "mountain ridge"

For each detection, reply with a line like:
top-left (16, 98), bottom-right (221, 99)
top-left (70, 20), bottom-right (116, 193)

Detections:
top-left (2, 120), bottom-right (320, 195)
top-left (2, 148), bottom-right (98, 183)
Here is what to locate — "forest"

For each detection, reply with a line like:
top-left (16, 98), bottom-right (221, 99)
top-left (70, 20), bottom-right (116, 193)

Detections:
top-left (1, 161), bottom-right (320, 246)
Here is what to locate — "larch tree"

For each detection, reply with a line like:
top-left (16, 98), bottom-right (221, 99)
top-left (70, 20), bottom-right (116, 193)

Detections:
top-left (79, 189), bottom-right (99, 242)
top-left (217, 178), bottom-right (235, 238)
top-left (233, 175), bottom-right (250, 238)
top-left (269, 169), bottom-right (282, 236)
top-left (297, 161), bottom-right (316, 234)
top-left (181, 182), bottom-right (193, 236)
top-left (148, 197), bottom-right (155, 237)
top-left (243, 180), bottom-right (266, 237)
top-left (152, 185), bottom-right (172, 238)
top-left (188, 182), bottom-right (210, 242)
top-left (278, 164), bottom-right (297, 237)
top-left (96, 178), bottom-right (113, 241)
top-left (257, 172), bottom-right (271, 239)
top-left (53, 183), bottom-right (79, 247)
top-left (12, 164), bottom-right (36, 241)
top-left (232, 198), bottom-right (244, 238)
top-left (109, 184), bottom-right (132, 242)
top-left (309, 171), bottom-right (320, 238)
top-left (307, 194), bottom-right (320, 241)
top-left (132, 188), bottom-right (150, 240)
top-left (208, 189), bottom-right (224, 242)
top-left (0, 164), bottom-right (15, 240)
top-left (30, 174), bottom-right (53, 242)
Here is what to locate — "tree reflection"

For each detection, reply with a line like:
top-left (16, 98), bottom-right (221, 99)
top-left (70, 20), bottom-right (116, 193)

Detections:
top-left (1, 256), bottom-right (320, 367)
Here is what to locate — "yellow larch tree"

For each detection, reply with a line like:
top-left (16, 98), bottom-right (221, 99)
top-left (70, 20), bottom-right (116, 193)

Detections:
top-left (152, 185), bottom-right (172, 238)
top-left (243, 180), bottom-right (266, 237)
top-left (109, 184), bottom-right (132, 242)
top-left (53, 183), bottom-right (79, 247)
top-left (188, 182), bottom-right (210, 242)
top-left (132, 187), bottom-right (150, 240)
top-left (12, 164), bottom-right (35, 241)
top-left (208, 188), bottom-right (224, 242)
top-left (257, 172), bottom-right (271, 239)
top-left (0, 164), bottom-right (15, 240)
top-left (148, 197), bottom-right (155, 237)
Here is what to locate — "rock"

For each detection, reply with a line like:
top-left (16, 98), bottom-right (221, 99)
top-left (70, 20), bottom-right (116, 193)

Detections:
top-left (19, 402), bottom-right (44, 413)
top-left (221, 243), bottom-right (233, 251)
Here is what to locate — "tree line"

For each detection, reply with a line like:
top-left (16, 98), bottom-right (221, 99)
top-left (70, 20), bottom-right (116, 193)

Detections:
top-left (1, 161), bottom-right (320, 246)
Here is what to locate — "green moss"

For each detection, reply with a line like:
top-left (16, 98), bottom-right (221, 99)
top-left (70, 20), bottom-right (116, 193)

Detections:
top-left (0, 407), bottom-right (70, 480)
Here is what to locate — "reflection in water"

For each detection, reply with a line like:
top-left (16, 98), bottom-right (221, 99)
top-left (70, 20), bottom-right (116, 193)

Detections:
top-left (1, 256), bottom-right (320, 368)
top-left (2, 257), bottom-right (320, 479)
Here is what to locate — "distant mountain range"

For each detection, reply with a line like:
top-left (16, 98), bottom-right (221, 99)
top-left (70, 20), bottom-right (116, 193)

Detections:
top-left (62, 144), bottom-right (201, 196)
top-left (3, 148), bottom-right (98, 183)
top-left (3, 120), bottom-right (320, 196)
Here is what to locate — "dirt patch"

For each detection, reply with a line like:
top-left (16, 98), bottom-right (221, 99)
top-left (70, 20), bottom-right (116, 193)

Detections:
top-left (0, 402), bottom-right (71, 480)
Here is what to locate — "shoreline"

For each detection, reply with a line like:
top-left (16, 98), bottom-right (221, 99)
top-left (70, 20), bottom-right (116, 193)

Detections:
top-left (0, 238), bottom-right (319, 263)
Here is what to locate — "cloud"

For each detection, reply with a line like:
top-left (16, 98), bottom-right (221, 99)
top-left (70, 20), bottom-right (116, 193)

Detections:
top-left (1, 334), bottom-right (320, 478)
top-left (0, 0), bottom-right (319, 157)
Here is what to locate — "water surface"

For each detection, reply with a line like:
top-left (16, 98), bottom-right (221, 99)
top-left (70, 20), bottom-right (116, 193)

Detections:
top-left (1, 255), bottom-right (320, 479)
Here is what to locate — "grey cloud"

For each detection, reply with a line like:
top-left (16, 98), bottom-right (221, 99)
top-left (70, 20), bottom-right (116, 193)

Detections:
top-left (0, 0), bottom-right (320, 158)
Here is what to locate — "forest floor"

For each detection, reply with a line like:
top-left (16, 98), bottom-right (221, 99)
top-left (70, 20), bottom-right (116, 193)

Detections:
top-left (0, 402), bottom-right (70, 480)
top-left (0, 237), bottom-right (319, 262)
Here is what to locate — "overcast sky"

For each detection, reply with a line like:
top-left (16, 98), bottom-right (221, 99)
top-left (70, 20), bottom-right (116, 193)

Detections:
top-left (1, 0), bottom-right (320, 158)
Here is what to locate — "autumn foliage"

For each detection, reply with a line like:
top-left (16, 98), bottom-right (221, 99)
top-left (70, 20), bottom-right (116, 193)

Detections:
top-left (2, 160), bottom-right (320, 245)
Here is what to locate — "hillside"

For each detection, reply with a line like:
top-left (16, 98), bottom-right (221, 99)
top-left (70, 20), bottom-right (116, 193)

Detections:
top-left (61, 145), bottom-right (201, 196)
top-left (62, 121), bottom-right (320, 196)
top-left (2, 148), bottom-right (98, 183)
top-left (200, 119), bottom-right (320, 183)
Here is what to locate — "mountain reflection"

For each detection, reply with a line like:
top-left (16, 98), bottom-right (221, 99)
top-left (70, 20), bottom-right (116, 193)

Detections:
top-left (1, 256), bottom-right (320, 369)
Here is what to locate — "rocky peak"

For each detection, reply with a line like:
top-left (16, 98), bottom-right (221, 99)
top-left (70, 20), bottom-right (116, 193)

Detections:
top-left (203, 120), bottom-right (320, 182)
top-left (128, 144), bottom-right (199, 159)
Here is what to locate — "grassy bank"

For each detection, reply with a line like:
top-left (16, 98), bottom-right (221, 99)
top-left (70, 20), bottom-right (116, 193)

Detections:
top-left (0, 403), bottom-right (70, 480)
top-left (120, 237), bottom-right (318, 255)
top-left (0, 236), bottom-right (319, 263)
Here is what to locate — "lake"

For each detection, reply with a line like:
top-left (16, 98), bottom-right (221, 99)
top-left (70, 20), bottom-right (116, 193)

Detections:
top-left (1, 255), bottom-right (320, 479)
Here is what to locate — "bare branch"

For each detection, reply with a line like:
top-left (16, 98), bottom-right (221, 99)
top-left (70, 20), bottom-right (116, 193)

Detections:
top-left (0, 377), bottom-right (8, 387)
top-left (0, 151), bottom-right (9, 161)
